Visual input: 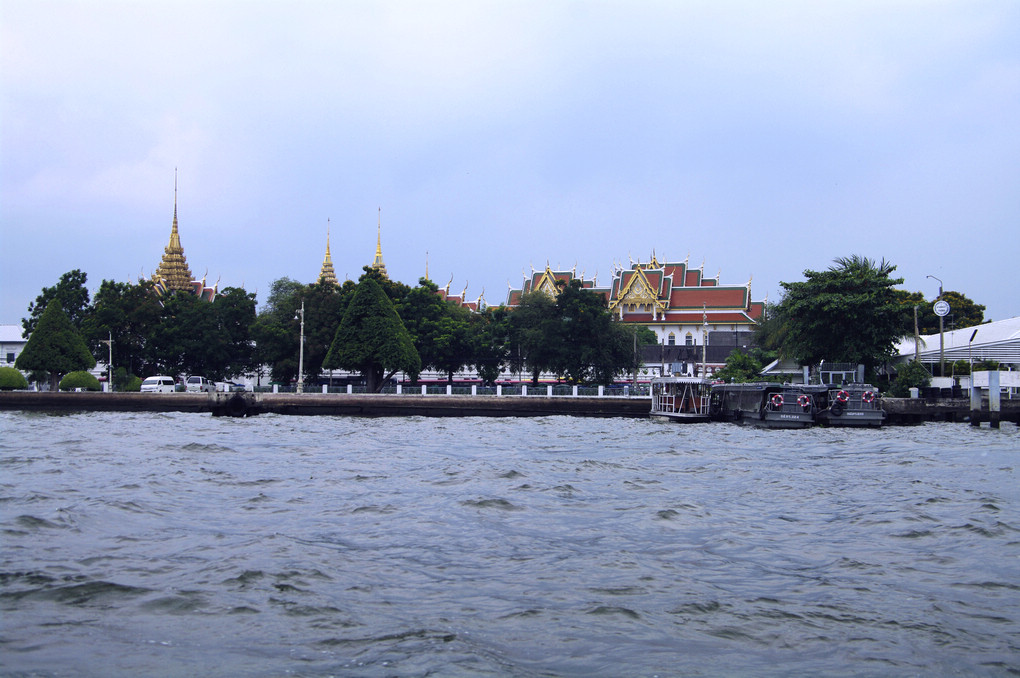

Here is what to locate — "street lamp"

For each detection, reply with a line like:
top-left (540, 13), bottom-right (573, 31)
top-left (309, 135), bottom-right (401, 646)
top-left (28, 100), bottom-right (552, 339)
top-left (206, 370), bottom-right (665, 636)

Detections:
top-left (100, 331), bottom-right (113, 392)
top-left (296, 300), bottom-right (305, 394)
top-left (927, 275), bottom-right (945, 377)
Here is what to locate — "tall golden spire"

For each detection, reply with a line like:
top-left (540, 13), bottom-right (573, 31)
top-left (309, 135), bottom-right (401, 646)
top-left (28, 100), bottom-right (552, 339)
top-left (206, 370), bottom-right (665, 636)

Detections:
top-left (153, 171), bottom-right (195, 293)
top-left (318, 219), bottom-right (339, 286)
top-left (371, 207), bottom-right (388, 277)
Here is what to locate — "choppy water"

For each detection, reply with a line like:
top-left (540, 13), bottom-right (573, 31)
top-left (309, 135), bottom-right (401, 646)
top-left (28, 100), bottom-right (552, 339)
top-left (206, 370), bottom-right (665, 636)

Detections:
top-left (1, 411), bottom-right (1018, 677)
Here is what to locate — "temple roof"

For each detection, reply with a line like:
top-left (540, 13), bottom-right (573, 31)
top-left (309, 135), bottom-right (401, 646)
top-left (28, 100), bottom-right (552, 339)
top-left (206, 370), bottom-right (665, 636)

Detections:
top-left (318, 224), bottom-right (339, 286)
top-left (371, 208), bottom-right (387, 277)
top-left (152, 182), bottom-right (195, 293)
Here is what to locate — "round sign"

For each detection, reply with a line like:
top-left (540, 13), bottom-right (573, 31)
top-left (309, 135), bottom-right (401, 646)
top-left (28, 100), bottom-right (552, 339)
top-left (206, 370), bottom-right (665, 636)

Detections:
top-left (933, 300), bottom-right (950, 317)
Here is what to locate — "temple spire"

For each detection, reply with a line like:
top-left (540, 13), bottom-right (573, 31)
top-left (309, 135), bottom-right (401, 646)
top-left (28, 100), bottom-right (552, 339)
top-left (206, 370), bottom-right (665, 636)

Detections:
top-left (153, 171), bottom-right (195, 293)
top-left (318, 219), bottom-right (338, 286)
top-left (371, 207), bottom-right (388, 277)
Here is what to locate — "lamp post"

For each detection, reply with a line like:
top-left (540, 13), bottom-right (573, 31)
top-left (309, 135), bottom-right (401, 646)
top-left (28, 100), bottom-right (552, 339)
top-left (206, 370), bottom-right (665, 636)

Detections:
top-left (927, 275), bottom-right (945, 377)
top-left (701, 303), bottom-right (708, 380)
top-left (100, 331), bottom-right (113, 392)
top-left (296, 300), bottom-right (305, 394)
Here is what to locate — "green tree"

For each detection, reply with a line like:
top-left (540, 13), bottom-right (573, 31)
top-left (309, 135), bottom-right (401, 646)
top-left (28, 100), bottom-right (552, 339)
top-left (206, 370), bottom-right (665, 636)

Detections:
top-left (16, 300), bottom-right (96, 389)
top-left (889, 360), bottom-right (932, 398)
top-left (713, 349), bottom-right (764, 383)
top-left (778, 255), bottom-right (905, 374)
top-left (81, 279), bottom-right (163, 378)
top-left (432, 305), bottom-right (475, 383)
top-left (144, 292), bottom-right (220, 378)
top-left (23, 269), bottom-right (91, 336)
top-left (397, 278), bottom-right (449, 382)
top-left (550, 279), bottom-right (632, 385)
top-left (251, 277), bottom-right (306, 385)
top-left (211, 287), bottom-right (258, 379)
top-left (323, 277), bottom-right (420, 392)
top-left (299, 280), bottom-right (350, 386)
top-left (472, 306), bottom-right (511, 385)
top-left (894, 289), bottom-right (986, 335)
top-left (507, 290), bottom-right (558, 383)
top-left (0, 366), bottom-right (28, 390)
top-left (59, 370), bottom-right (101, 391)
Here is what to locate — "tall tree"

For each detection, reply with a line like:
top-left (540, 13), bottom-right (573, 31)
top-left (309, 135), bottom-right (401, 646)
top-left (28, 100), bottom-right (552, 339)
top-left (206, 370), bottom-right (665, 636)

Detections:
top-left (323, 277), bottom-right (420, 392)
top-left (778, 255), bottom-right (905, 374)
top-left (894, 289), bottom-right (985, 335)
top-left (16, 300), bottom-right (96, 389)
top-left (81, 279), bottom-right (163, 378)
top-left (251, 277), bottom-right (305, 385)
top-left (211, 286), bottom-right (258, 379)
top-left (551, 279), bottom-right (632, 385)
top-left (472, 306), bottom-right (511, 386)
top-left (397, 278), bottom-right (449, 382)
top-left (507, 290), bottom-right (558, 383)
top-left (23, 269), bottom-right (91, 336)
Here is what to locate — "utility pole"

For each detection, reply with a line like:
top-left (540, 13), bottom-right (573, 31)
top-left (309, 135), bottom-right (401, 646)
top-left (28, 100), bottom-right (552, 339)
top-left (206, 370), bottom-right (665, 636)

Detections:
top-left (296, 300), bottom-right (305, 393)
top-left (927, 275), bottom-right (946, 377)
top-left (100, 332), bottom-right (113, 392)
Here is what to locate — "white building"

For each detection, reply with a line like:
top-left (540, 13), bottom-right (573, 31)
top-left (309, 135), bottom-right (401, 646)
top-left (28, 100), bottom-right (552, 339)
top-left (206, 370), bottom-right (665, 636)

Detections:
top-left (894, 316), bottom-right (1020, 370)
top-left (0, 324), bottom-right (27, 367)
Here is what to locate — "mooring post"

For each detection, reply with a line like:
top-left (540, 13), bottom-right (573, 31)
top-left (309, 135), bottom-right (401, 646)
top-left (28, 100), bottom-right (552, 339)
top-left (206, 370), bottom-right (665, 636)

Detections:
top-left (989, 371), bottom-right (1001, 429)
top-left (970, 376), bottom-right (982, 427)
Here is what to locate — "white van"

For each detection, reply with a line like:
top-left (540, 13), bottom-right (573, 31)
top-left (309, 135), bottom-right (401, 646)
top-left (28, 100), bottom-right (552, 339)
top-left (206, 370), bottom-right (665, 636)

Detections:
top-left (140, 376), bottom-right (176, 393)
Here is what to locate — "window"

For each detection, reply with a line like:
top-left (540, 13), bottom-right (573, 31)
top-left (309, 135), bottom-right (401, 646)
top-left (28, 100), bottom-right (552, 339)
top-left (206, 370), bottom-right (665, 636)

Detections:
top-left (685, 333), bottom-right (694, 346)
top-left (5, 353), bottom-right (13, 364)
top-left (667, 333), bottom-right (676, 346)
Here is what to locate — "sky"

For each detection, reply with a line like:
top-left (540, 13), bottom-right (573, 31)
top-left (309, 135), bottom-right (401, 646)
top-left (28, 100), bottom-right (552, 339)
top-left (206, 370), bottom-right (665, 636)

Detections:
top-left (2, 0), bottom-right (1018, 327)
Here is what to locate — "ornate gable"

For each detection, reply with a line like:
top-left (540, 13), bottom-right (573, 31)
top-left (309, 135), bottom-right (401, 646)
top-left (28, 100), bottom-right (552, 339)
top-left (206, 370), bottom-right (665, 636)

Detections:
top-left (610, 267), bottom-right (667, 314)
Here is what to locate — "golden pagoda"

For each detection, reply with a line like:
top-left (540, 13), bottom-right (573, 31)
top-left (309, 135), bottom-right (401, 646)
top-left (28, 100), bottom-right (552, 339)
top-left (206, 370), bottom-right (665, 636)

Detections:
top-left (318, 221), bottom-right (339, 286)
top-left (371, 207), bottom-right (387, 277)
top-left (153, 178), bottom-right (195, 293)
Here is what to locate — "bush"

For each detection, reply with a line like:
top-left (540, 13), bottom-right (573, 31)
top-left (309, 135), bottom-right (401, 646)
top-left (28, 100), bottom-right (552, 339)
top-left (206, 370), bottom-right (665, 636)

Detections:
top-left (122, 375), bottom-right (143, 392)
top-left (0, 366), bottom-right (29, 390)
top-left (59, 370), bottom-right (101, 391)
top-left (889, 360), bottom-right (931, 397)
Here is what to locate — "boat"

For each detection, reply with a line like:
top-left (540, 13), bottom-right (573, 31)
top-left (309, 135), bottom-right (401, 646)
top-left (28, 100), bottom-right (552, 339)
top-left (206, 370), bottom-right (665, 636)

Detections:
top-left (650, 377), bottom-right (712, 422)
top-left (806, 384), bottom-right (886, 427)
top-left (709, 382), bottom-right (816, 428)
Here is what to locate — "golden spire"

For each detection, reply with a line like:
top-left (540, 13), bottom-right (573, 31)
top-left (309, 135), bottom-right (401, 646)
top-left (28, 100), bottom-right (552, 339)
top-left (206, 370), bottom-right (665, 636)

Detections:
top-left (371, 207), bottom-right (388, 277)
top-left (318, 219), bottom-right (338, 286)
top-left (153, 171), bottom-right (195, 293)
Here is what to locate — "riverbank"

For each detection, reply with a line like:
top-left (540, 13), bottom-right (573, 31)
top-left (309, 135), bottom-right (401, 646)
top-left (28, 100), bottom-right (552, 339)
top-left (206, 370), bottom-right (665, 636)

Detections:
top-left (1, 390), bottom-right (1017, 424)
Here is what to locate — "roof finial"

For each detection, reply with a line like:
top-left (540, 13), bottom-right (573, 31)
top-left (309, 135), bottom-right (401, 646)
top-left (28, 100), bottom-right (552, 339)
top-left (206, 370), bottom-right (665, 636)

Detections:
top-left (371, 207), bottom-right (387, 277)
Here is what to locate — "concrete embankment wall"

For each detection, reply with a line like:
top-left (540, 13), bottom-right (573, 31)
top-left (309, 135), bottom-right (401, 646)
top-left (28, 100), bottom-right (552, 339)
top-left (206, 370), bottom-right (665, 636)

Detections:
top-left (1, 391), bottom-right (1016, 423)
top-left (0, 391), bottom-right (650, 418)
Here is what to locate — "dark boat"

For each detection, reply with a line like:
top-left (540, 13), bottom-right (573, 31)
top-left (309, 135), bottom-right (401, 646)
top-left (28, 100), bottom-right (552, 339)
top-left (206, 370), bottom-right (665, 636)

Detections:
top-left (650, 377), bottom-right (712, 423)
top-left (710, 382), bottom-right (816, 428)
top-left (806, 384), bottom-right (886, 427)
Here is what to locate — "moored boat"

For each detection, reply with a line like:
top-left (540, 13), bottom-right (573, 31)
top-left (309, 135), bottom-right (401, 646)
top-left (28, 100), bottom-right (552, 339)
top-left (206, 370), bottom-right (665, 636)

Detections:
top-left (807, 384), bottom-right (886, 427)
top-left (709, 382), bottom-right (816, 428)
top-left (650, 377), bottom-right (712, 422)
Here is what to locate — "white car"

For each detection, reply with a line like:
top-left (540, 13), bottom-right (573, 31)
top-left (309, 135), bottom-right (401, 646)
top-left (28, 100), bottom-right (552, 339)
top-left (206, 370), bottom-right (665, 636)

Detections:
top-left (185, 376), bottom-right (215, 393)
top-left (140, 376), bottom-right (176, 393)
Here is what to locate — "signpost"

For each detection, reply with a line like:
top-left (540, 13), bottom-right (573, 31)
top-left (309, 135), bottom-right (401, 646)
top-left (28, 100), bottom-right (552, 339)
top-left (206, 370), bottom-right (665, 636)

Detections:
top-left (928, 275), bottom-right (946, 376)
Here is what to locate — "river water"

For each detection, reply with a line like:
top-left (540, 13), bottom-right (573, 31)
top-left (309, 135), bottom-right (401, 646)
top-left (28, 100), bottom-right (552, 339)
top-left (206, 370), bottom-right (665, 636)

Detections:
top-left (1, 411), bottom-right (1018, 677)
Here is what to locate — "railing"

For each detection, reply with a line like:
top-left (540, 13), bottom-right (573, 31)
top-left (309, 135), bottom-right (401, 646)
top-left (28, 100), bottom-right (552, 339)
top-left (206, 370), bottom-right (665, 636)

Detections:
top-left (255, 383), bottom-right (650, 398)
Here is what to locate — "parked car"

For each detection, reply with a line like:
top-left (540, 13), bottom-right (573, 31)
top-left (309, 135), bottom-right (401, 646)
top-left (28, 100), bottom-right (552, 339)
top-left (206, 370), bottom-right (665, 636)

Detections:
top-left (140, 376), bottom-right (176, 393)
top-left (186, 376), bottom-right (215, 393)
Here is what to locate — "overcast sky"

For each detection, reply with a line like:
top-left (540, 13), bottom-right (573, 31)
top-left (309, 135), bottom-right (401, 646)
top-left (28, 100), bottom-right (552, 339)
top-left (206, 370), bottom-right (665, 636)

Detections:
top-left (2, 0), bottom-right (1018, 328)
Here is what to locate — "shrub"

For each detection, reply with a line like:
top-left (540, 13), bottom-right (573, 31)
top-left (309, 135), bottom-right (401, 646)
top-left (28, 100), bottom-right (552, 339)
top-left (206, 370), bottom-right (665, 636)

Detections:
top-left (0, 366), bottom-right (29, 390)
top-left (59, 370), bottom-right (101, 391)
top-left (889, 361), bottom-right (931, 397)
top-left (122, 375), bottom-right (143, 392)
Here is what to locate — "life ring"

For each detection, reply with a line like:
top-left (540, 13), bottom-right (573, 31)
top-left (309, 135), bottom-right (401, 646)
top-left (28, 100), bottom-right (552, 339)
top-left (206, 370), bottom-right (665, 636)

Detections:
top-left (770, 393), bottom-right (784, 409)
top-left (830, 401), bottom-right (844, 417)
top-left (797, 394), bottom-right (810, 408)
top-left (836, 390), bottom-right (850, 403)
top-left (862, 390), bottom-right (875, 403)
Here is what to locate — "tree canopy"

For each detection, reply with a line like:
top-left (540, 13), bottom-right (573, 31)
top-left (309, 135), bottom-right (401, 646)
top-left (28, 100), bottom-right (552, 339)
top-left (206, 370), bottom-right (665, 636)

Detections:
top-left (23, 269), bottom-right (91, 336)
top-left (16, 300), bottom-right (96, 388)
top-left (777, 255), bottom-right (906, 374)
top-left (323, 277), bottom-right (420, 392)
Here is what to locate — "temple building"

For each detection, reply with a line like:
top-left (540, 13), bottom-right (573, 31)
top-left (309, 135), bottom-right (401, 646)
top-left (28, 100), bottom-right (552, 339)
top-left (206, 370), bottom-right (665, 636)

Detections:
top-left (371, 208), bottom-right (387, 278)
top-left (152, 180), bottom-right (217, 301)
top-left (507, 253), bottom-right (766, 374)
top-left (318, 224), bottom-right (339, 286)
